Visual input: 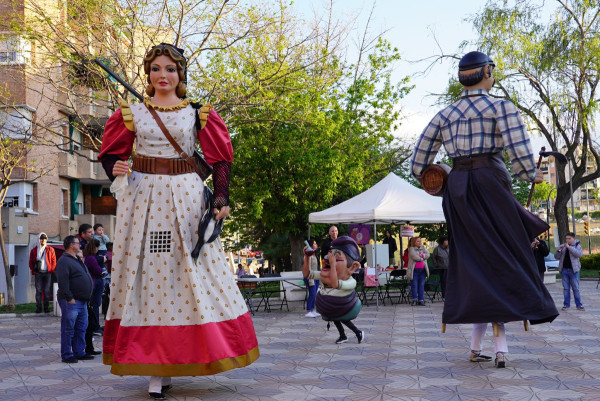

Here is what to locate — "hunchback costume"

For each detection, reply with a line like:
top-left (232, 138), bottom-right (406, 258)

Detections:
top-left (411, 52), bottom-right (558, 327)
top-left (98, 98), bottom-right (259, 376)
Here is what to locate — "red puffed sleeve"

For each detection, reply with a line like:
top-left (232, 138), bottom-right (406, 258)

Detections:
top-left (98, 109), bottom-right (135, 181)
top-left (197, 109), bottom-right (233, 165)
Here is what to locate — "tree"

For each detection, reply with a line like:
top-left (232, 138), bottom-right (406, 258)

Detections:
top-left (204, 5), bottom-right (413, 270)
top-left (531, 181), bottom-right (556, 209)
top-left (466, 0), bottom-right (600, 241)
top-left (0, 110), bottom-right (51, 311)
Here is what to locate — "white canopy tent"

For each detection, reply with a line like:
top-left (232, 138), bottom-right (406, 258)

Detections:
top-left (309, 172), bottom-right (445, 225)
top-left (308, 172), bottom-right (445, 309)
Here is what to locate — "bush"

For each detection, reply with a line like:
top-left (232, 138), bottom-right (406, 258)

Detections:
top-left (580, 253), bottom-right (600, 270)
top-left (591, 210), bottom-right (600, 219)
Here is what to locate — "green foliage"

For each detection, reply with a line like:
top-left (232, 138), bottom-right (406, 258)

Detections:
top-left (581, 253), bottom-right (600, 271)
top-left (531, 181), bottom-right (556, 207)
top-left (203, 11), bottom-right (413, 258)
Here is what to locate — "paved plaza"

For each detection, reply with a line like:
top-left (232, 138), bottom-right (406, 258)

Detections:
top-left (1, 280), bottom-right (599, 401)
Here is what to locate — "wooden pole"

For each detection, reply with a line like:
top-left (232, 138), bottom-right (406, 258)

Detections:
top-left (441, 323), bottom-right (446, 333)
top-left (492, 322), bottom-right (499, 337)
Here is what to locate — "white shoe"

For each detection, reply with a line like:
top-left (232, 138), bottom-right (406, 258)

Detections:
top-left (312, 310), bottom-right (320, 317)
top-left (305, 312), bottom-right (315, 317)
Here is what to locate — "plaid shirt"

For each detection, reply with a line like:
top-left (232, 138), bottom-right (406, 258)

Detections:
top-left (411, 89), bottom-right (536, 182)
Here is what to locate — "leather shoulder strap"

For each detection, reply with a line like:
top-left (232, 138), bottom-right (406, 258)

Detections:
top-left (146, 105), bottom-right (203, 176)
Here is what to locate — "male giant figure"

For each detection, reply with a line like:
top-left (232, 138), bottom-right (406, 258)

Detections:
top-left (411, 51), bottom-right (558, 368)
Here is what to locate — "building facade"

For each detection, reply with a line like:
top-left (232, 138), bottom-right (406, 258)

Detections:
top-left (0, 0), bottom-right (115, 304)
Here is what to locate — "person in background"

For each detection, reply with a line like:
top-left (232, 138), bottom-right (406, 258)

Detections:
top-left (56, 235), bottom-right (93, 363)
top-left (83, 239), bottom-right (105, 336)
top-left (77, 224), bottom-right (94, 251)
top-left (407, 237), bottom-right (430, 306)
top-left (532, 237), bottom-right (549, 281)
top-left (29, 233), bottom-right (57, 313)
top-left (93, 224), bottom-right (110, 255)
top-left (382, 230), bottom-right (398, 268)
top-left (555, 232), bottom-right (584, 311)
top-left (320, 226), bottom-right (338, 267)
top-left (303, 238), bottom-right (320, 318)
top-left (432, 236), bottom-right (449, 299)
top-left (236, 263), bottom-right (246, 278)
top-left (82, 240), bottom-right (103, 355)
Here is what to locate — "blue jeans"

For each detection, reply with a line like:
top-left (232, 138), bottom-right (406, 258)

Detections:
top-left (411, 268), bottom-right (426, 302)
top-left (58, 299), bottom-right (88, 360)
top-left (90, 278), bottom-right (104, 326)
top-left (304, 278), bottom-right (319, 311)
top-left (562, 269), bottom-right (583, 308)
top-left (34, 273), bottom-right (52, 311)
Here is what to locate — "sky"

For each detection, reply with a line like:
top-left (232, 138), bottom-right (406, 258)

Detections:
top-left (293, 0), bottom-right (552, 150)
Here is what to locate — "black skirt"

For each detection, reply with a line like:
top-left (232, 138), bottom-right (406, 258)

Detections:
top-left (441, 154), bottom-right (558, 325)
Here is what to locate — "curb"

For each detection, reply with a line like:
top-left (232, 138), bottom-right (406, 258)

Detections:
top-left (0, 312), bottom-right (56, 319)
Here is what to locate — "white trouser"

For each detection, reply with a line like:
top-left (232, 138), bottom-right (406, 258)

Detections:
top-left (149, 376), bottom-right (172, 393)
top-left (470, 323), bottom-right (508, 354)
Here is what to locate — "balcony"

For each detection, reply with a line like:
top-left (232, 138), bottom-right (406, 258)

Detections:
top-left (58, 149), bottom-right (109, 183)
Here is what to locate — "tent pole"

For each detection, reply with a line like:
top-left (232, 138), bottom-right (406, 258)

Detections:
top-left (308, 224), bottom-right (311, 241)
top-left (374, 222), bottom-right (379, 310)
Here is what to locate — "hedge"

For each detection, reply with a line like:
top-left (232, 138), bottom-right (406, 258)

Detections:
top-left (581, 253), bottom-right (600, 270)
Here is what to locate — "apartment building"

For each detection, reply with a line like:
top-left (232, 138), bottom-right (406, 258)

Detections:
top-left (0, 0), bottom-right (115, 304)
top-left (539, 148), bottom-right (600, 213)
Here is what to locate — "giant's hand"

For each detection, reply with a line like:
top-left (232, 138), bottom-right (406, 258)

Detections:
top-left (112, 160), bottom-right (130, 176)
top-left (533, 168), bottom-right (544, 184)
top-left (214, 205), bottom-right (230, 220)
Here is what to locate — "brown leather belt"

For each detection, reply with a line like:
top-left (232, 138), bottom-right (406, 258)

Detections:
top-left (132, 155), bottom-right (196, 175)
top-left (452, 152), bottom-right (504, 171)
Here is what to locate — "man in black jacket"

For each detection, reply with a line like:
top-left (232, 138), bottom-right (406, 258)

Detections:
top-left (56, 235), bottom-right (94, 363)
top-left (532, 237), bottom-right (550, 280)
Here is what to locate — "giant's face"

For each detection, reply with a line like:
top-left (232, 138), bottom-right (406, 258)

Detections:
top-left (149, 55), bottom-right (180, 95)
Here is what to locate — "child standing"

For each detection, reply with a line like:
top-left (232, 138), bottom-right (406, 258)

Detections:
top-left (93, 224), bottom-right (110, 279)
top-left (303, 236), bottom-right (364, 344)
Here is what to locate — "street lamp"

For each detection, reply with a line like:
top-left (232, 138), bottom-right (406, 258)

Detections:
top-left (540, 150), bottom-right (576, 235)
top-left (546, 186), bottom-right (556, 241)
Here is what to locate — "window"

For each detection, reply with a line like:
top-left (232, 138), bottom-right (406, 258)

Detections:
top-left (61, 189), bottom-right (69, 217)
top-left (0, 36), bottom-right (29, 65)
top-left (2, 196), bottom-right (19, 208)
top-left (0, 107), bottom-right (34, 140)
top-left (2, 182), bottom-right (34, 212)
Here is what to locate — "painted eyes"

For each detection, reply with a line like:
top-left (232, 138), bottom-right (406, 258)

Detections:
top-left (151, 67), bottom-right (177, 73)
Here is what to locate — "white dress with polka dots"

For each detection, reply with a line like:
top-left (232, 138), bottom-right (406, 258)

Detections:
top-left (103, 103), bottom-right (259, 377)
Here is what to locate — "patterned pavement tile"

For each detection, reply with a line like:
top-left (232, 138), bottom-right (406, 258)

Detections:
top-left (1, 280), bottom-right (600, 400)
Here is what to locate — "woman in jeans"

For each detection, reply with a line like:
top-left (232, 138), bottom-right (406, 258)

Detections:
top-left (407, 237), bottom-right (430, 306)
top-left (303, 239), bottom-right (320, 317)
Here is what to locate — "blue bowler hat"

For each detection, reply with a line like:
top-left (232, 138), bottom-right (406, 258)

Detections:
top-left (459, 51), bottom-right (495, 71)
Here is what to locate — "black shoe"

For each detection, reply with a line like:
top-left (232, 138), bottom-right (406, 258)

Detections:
top-left (335, 336), bottom-right (348, 344)
top-left (411, 300), bottom-right (417, 306)
top-left (85, 349), bottom-right (102, 355)
top-left (62, 357), bottom-right (78, 363)
top-left (35, 309), bottom-right (42, 314)
top-left (470, 351), bottom-right (492, 362)
top-left (149, 392), bottom-right (166, 400)
top-left (418, 301), bottom-right (426, 306)
top-left (161, 384), bottom-right (173, 393)
top-left (77, 354), bottom-right (95, 360)
top-left (495, 352), bottom-right (506, 368)
top-left (357, 331), bottom-right (365, 344)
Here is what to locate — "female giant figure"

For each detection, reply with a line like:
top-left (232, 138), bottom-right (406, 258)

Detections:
top-left (98, 44), bottom-right (259, 399)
